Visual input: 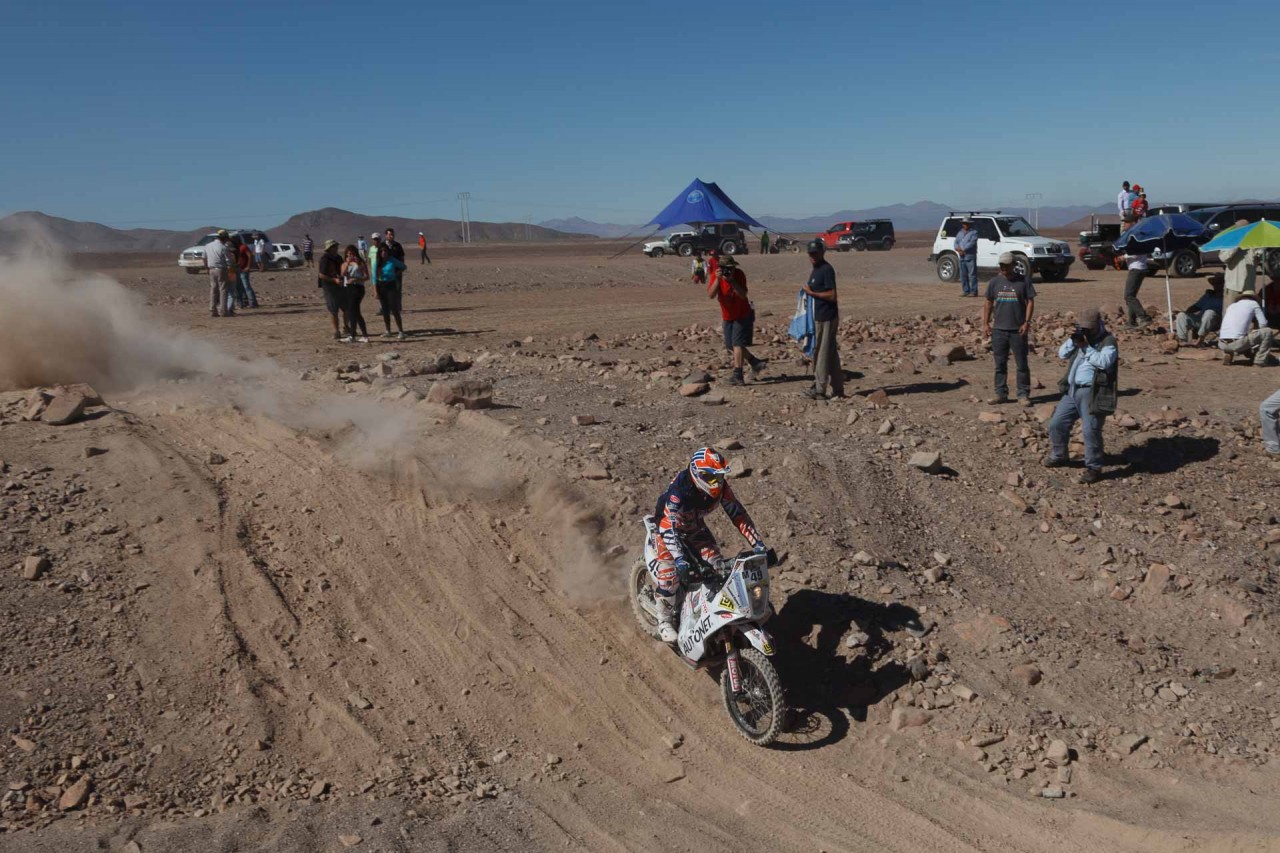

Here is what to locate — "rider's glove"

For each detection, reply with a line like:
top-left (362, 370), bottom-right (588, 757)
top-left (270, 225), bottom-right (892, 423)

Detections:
top-left (675, 557), bottom-right (693, 580)
top-left (754, 542), bottom-right (779, 567)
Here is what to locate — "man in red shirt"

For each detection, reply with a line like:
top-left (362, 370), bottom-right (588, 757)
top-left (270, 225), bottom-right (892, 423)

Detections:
top-left (708, 256), bottom-right (766, 385)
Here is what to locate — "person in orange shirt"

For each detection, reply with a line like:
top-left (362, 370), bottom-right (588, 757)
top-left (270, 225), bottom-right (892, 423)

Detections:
top-left (708, 256), bottom-right (766, 385)
top-left (418, 232), bottom-right (431, 265)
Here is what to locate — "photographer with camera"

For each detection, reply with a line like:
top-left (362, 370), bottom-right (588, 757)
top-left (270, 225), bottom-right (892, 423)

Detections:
top-left (1043, 307), bottom-right (1119, 484)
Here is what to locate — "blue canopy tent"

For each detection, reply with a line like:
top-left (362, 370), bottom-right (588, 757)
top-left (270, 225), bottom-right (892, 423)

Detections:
top-left (648, 178), bottom-right (766, 230)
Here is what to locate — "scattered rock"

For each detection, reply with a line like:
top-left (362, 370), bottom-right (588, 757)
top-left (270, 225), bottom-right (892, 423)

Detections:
top-left (890, 708), bottom-right (933, 731)
top-left (338, 834), bottom-right (363, 848)
top-left (1221, 600), bottom-right (1254, 629)
top-left (952, 685), bottom-right (977, 702)
top-left (1045, 739), bottom-right (1071, 767)
top-left (679, 383), bottom-right (710, 398)
top-left (206, 452), bottom-right (227, 465)
top-left (1041, 788), bottom-right (1066, 799)
top-left (1034, 403), bottom-right (1057, 423)
top-left (877, 419), bottom-right (895, 435)
top-left (844, 631), bottom-right (870, 649)
top-left (11, 736), bottom-right (36, 753)
top-left (701, 392), bottom-right (726, 406)
top-left (908, 451), bottom-right (943, 474)
top-left (58, 776), bottom-right (91, 810)
top-left (43, 393), bottom-right (88, 426)
top-left (22, 555), bottom-right (49, 581)
top-left (717, 438), bottom-right (743, 450)
top-left (929, 343), bottom-right (968, 365)
top-left (664, 732), bottom-right (684, 750)
top-left (971, 733), bottom-right (1004, 748)
top-left (571, 414), bottom-right (596, 426)
top-left (426, 379), bottom-right (493, 409)
top-left (1114, 733), bottom-right (1147, 754)
top-left (581, 465), bottom-right (610, 481)
top-left (923, 566), bottom-right (946, 584)
top-left (347, 693), bottom-right (373, 710)
top-left (1142, 563), bottom-right (1171, 595)
top-left (1011, 664), bottom-right (1042, 686)
top-left (309, 780), bottom-right (330, 799)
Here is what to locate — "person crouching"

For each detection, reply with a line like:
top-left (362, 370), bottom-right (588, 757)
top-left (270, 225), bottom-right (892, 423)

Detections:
top-left (1043, 307), bottom-right (1118, 484)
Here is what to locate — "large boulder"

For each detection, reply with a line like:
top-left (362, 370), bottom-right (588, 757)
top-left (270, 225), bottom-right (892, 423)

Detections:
top-left (426, 379), bottom-right (493, 410)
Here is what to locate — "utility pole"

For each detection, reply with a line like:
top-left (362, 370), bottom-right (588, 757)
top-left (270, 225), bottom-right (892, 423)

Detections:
top-left (457, 192), bottom-right (471, 244)
top-left (525, 214), bottom-right (531, 241)
top-left (1024, 193), bottom-right (1043, 230)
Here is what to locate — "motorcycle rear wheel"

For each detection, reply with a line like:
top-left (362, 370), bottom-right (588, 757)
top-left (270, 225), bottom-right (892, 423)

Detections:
top-left (721, 648), bottom-right (785, 746)
top-left (628, 560), bottom-right (662, 640)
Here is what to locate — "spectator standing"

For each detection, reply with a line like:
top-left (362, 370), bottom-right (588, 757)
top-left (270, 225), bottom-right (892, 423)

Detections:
top-left (1260, 387), bottom-right (1280, 457)
top-left (341, 244), bottom-right (370, 343)
top-left (1221, 220), bottom-right (1261, 312)
top-left (706, 249), bottom-right (720, 285)
top-left (1044, 307), bottom-right (1118, 484)
top-left (982, 251), bottom-right (1036, 407)
top-left (377, 229), bottom-right (407, 340)
top-left (357, 234), bottom-right (369, 260)
top-left (955, 218), bottom-right (979, 297)
top-left (691, 250), bottom-right (707, 285)
top-left (1123, 251), bottom-right (1152, 327)
top-left (203, 229), bottom-right (234, 318)
top-left (1132, 190), bottom-right (1149, 220)
top-left (1217, 289), bottom-right (1275, 366)
top-left (418, 231), bottom-right (431, 265)
top-left (708, 256), bottom-right (766, 386)
top-left (1174, 273), bottom-right (1224, 344)
top-left (760, 231), bottom-right (770, 255)
top-left (302, 234), bottom-right (315, 268)
top-left (317, 239), bottom-right (345, 341)
top-left (801, 239), bottom-right (842, 399)
top-left (232, 236), bottom-right (259, 310)
top-left (1117, 181), bottom-right (1133, 222)
top-left (252, 235), bottom-right (267, 271)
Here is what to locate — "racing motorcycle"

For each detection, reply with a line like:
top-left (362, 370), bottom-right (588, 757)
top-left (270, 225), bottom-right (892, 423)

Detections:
top-left (629, 516), bottom-right (786, 746)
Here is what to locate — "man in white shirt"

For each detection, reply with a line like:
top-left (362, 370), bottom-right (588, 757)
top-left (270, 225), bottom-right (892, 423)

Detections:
top-left (252, 236), bottom-right (267, 271)
top-left (1218, 289), bottom-right (1274, 366)
top-left (1117, 181), bottom-right (1133, 223)
top-left (202, 230), bottom-right (235, 318)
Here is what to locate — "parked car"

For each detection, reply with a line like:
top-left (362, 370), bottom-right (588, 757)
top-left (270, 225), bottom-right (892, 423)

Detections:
top-left (929, 212), bottom-right (1073, 283)
top-left (1078, 216), bottom-right (1122, 271)
top-left (836, 220), bottom-right (895, 251)
top-left (1147, 203), bottom-right (1218, 216)
top-left (269, 243), bottom-right (304, 269)
top-left (816, 222), bottom-right (856, 250)
top-left (178, 230), bottom-right (272, 274)
top-left (1140, 203), bottom-right (1280, 277)
top-left (667, 223), bottom-right (748, 257)
top-left (643, 230), bottom-right (695, 258)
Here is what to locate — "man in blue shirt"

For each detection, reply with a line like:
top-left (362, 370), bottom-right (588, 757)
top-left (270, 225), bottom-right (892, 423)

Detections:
top-left (955, 218), bottom-right (979, 297)
top-left (1044, 306), bottom-right (1119, 484)
top-left (1174, 273), bottom-right (1225, 344)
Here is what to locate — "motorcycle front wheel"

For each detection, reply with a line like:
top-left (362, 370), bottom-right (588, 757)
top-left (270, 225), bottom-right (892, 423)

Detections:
top-left (628, 560), bottom-right (661, 640)
top-left (721, 648), bottom-right (786, 746)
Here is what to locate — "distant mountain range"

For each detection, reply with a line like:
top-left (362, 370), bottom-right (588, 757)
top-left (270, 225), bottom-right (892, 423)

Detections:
top-left (0, 208), bottom-right (587, 253)
top-left (540, 200), bottom-right (1119, 237)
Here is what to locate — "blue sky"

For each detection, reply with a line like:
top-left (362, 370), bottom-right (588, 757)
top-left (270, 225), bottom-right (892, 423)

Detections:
top-left (3, 0), bottom-right (1277, 228)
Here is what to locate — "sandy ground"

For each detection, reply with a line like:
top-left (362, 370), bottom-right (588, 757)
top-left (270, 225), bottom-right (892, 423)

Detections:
top-left (1, 242), bottom-right (1278, 852)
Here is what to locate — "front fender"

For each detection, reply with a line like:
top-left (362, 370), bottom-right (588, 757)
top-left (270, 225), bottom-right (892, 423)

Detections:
top-left (739, 625), bottom-right (776, 656)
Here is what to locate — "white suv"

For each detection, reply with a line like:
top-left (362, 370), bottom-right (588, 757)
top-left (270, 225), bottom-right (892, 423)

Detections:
top-left (177, 230), bottom-right (273, 274)
top-left (929, 212), bottom-right (1073, 283)
top-left (643, 230), bottom-right (696, 258)
top-left (269, 243), bottom-right (303, 269)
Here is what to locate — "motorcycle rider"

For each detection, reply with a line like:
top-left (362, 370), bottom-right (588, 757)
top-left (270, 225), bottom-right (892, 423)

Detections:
top-left (651, 448), bottom-right (769, 643)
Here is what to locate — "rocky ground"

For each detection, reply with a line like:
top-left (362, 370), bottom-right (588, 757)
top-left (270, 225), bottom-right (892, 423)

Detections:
top-left (0, 244), bottom-right (1277, 852)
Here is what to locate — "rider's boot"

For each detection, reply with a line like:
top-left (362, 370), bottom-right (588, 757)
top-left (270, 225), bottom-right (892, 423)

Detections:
top-left (654, 596), bottom-right (678, 643)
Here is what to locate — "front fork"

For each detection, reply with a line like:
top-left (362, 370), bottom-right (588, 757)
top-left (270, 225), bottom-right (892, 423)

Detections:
top-left (725, 638), bottom-right (742, 694)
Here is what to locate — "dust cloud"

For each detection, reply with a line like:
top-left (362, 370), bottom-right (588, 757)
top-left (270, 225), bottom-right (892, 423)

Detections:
top-left (0, 252), bottom-right (266, 392)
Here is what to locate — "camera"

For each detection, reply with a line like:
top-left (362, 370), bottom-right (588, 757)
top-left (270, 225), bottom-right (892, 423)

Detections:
top-left (1071, 327), bottom-right (1090, 345)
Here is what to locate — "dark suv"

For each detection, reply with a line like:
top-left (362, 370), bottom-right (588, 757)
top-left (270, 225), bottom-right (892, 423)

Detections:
top-left (1144, 203), bottom-right (1280, 277)
top-left (669, 222), bottom-right (749, 257)
top-left (836, 220), bottom-right (895, 251)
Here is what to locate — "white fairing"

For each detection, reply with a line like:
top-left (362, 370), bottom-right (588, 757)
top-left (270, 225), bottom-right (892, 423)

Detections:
top-left (641, 518), bottom-right (775, 663)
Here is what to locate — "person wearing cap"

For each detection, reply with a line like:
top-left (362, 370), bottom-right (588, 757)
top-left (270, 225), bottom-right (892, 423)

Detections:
top-left (1217, 288), bottom-right (1274, 366)
top-left (801, 239), bottom-right (842, 399)
top-left (706, 248), bottom-right (720, 285)
top-left (367, 232), bottom-right (381, 286)
top-left (317, 239), bottom-right (346, 341)
top-left (955, 218), bottom-right (979, 297)
top-left (357, 234), bottom-right (368, 260)
top-left (252, 235), bottom-right (267, 272)
top-left (1131, 190), bottom-right (1149, 220)
top-left (708, 255), bottom-right (766, 386)
top-left (982, 252), bottom-right (1036, 406)
top-left (1221, 220), bottom-right (1263, 313)
top-left (418, 231), bottom-right (431, 265)
top-left (302, 234), bottom-right (315, 267)
top-left (202, 229), bottom-right (235, 318)
top-left (1174, 273), bottom-right (1225, 344)
top-left (1044, 307), bottom-right (1119, 484)
top-left (1118, 181), bottom-right (1136, 226)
